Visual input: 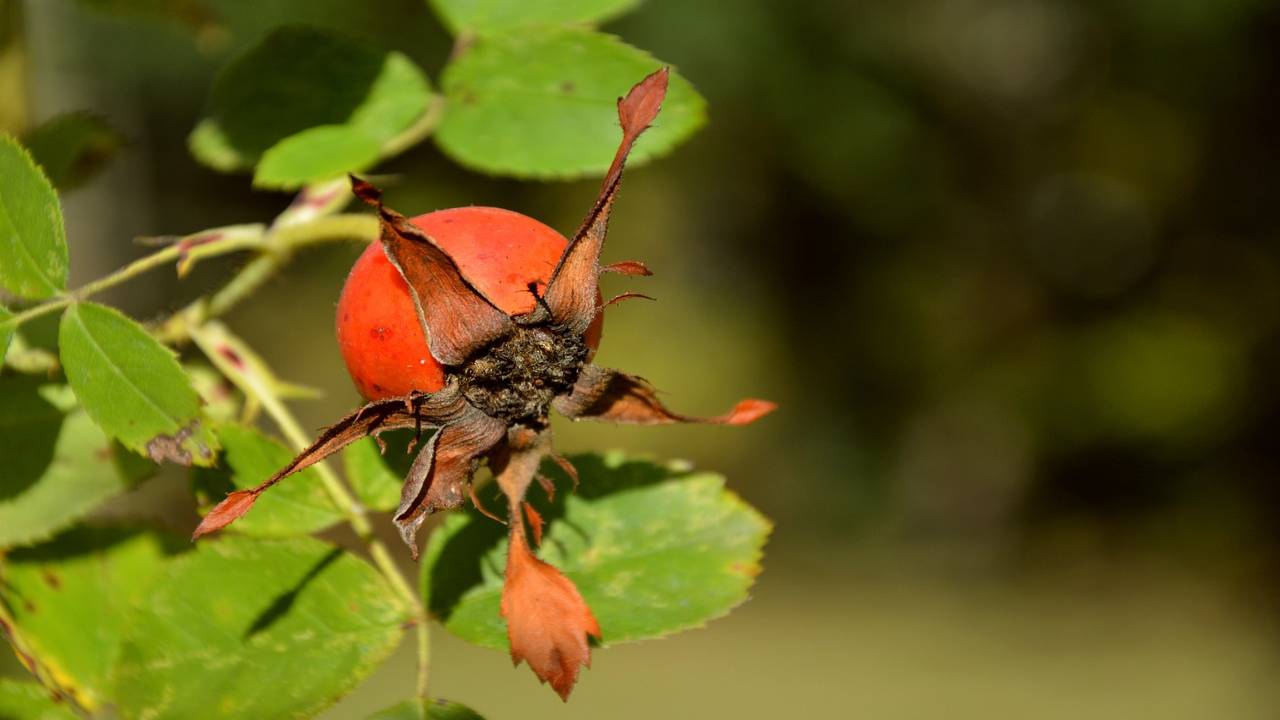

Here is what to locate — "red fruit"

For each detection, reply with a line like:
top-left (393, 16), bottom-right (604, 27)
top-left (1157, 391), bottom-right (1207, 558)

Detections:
top-left (336, 207), bottom-right (603, 400)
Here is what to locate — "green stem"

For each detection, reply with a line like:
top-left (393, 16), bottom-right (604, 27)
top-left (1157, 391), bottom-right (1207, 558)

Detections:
top-left (381, 94), bottom-right (446, 159)
top-left (7, 243), bottom-right (183, 326)
top-left (155, 214), bottom-right (377, 345)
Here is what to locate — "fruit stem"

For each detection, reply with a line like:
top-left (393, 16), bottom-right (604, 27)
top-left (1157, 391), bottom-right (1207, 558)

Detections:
top-left (190, 320), bottom-right (432, 697)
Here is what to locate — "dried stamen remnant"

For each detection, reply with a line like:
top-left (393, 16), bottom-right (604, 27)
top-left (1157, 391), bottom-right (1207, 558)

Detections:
top-left (459, 325), bottom-right (588, 426)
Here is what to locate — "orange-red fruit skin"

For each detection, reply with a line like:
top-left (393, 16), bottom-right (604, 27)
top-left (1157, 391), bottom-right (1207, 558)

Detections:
top-left (337, 207), bottom-right (603, 401)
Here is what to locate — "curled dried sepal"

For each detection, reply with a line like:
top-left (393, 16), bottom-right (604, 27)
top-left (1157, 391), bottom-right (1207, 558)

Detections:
top-left (554, 365), bottom-right (777, 425)
top-left (191, 489), bottom-right (259, 540)
top-left (603, 291), bottom-right (656, 309)
top-left (352, 175), bottom-right (515, 366)
top-left (602, 260), bottom-right (653, 277)
top-left (550, 453), bottom-right (579, 491)
top-left (394, 407), bottom-right (507, 556)
top-left (542, 68), bottom-right (669, 335)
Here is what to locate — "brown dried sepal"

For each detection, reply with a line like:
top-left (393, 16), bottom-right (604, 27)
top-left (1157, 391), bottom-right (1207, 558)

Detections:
top-left (352, 176), bottom-right (515, 366)
top-left (192, 489), bottom-right (259, 540)
top-left (554, 365), bottom-right (777, 426)
top-left (190, 381), bottom-right (501, 551)
top-left (543, 68), bottom-right (669, 335)
top-left (602, 260), bottom-right (653, 277)
top-left (492, 428), bottom-right (601, 701)
top-left (394, 406), bottom-right (507, 556)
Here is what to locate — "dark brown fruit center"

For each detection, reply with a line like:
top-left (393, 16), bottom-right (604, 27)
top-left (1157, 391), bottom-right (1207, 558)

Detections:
top-left (458, 326), bottom-right (587, 426)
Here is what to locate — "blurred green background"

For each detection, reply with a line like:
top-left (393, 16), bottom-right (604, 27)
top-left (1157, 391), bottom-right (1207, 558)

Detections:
top-left (4, 0), bottom-right (1280, 717)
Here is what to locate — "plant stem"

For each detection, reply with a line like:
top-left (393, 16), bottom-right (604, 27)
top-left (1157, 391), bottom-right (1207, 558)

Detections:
top-left (154, 214), bottom-right (377, 345)
top-left (381, 94), bottom-right (446, 159)
top-left (189, 322), bottom-right (431, 698)
top-left (7, 243), bottom-right (182, 326)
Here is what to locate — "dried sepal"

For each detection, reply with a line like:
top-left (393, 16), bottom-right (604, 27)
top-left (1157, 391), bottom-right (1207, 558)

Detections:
top-left (554, 365), bottom-right (777, 426)
top-left (550, 453), bottom-right (579, 492)
top-left (535, 474), bottom-right (557, 501)
top-left (393, 406), bottom-right (508, 556)
top-left (603, 291), bottom-right (656, 309)
top-left (522, 502), bottom-right (545, 546)
top-left (352, 176), bottom-right (515, 366)
top-left (602, 259), bottom-right (653, 277)
top-left (191, 489), bottom-right (259, 540)
top-left (193, 382), bottom-right (475, 540)
top-left (502, 526), bottom-right (600, 701)
top-left (492, 428), bottom-right (601, 701)
top-left (542, 69), bottom-right (669, 335)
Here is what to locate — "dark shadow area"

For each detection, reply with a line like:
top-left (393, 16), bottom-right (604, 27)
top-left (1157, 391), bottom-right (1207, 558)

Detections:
top-left (5, 525), bottom-right (183, 563)
top-left (0, 376), bottom-right (65, 503)
top-left (207, 26), bottom-right (391, 160)
top-left (244, 546), bottom-right (343, 638)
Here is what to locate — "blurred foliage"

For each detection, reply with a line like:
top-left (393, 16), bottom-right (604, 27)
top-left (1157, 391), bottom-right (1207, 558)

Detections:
top-left (4, 0), bottom-right (1280, 716)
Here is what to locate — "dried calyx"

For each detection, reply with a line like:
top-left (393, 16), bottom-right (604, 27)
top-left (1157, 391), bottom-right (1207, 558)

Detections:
top-left (192, 68), bottom-right (775, 700)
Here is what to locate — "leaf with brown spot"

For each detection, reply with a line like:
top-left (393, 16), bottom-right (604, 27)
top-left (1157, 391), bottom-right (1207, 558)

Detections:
top-left (553, 365), bottom-right (777, 425)
top-left (145, 420), bottom-right (204, 465)
top-left (352, 176), bottom-right (515, 366)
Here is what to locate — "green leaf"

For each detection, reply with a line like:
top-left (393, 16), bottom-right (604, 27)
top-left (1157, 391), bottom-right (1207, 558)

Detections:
top-left (429, 0), bottom-right (640, 36)
top-left (190, 26), bottom-right (433, 187)
top-left (0, 133), bottom-right (67, 299)
top-left (435, 28), bottom-right (706, 179)
top-left (369, 699), bottom-right (485, 720)
top-left (22, 113), bottom-right (124, 191)
top-left (0, 379), bottom-right (133, 548)
top-left (1, 304), bottom-right (14, 363)
top-left (421, 452), bottom-right (770, 648)
top-left (186, 363), bottom-right (241, 423)
top-left (113, 536), bottom-right (411, 720)
top-left (58, 302), bottom-right (218, 466)
top-left (0, 680), bottom-right (79, 720)
top-left (343, 437), bottom-right (407, 513)
top-left (0, 528), bottom-right (173, 711)
top-left (192, 424), bottom-right (343, 537)
top-left (253, 124), bottom-right (381, 189)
